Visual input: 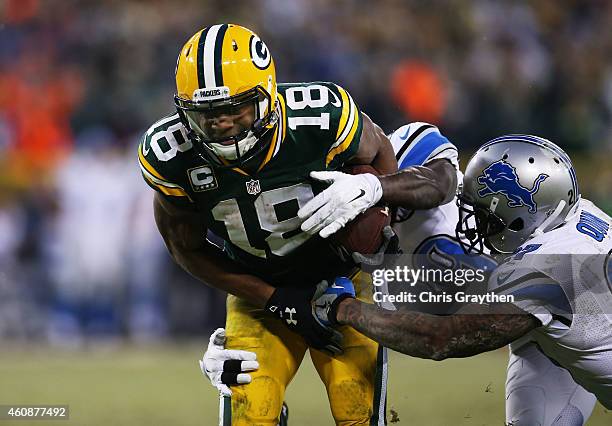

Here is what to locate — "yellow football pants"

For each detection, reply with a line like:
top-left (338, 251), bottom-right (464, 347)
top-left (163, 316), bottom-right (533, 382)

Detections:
top-left (222, 275), bottom-right (387, 426)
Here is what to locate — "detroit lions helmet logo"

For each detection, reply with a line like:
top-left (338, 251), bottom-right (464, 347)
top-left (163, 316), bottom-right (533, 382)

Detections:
top-left (477, 160), bottom-right (548, 213)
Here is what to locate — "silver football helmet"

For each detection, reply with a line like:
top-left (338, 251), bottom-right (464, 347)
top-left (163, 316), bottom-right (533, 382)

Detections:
top-left (456, 134), bottom-right (580, 254)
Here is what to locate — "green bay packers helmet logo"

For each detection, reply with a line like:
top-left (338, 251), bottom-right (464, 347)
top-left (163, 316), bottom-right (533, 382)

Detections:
top-left (250, 35), bottom-right (271, 70)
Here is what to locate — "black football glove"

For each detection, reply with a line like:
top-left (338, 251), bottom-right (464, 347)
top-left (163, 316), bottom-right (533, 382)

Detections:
top-left (265, 285), bottom-right (344, 356)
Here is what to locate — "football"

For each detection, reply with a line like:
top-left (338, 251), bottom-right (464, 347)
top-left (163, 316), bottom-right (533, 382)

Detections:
top-left (330, 165), bottom-right (391, 254)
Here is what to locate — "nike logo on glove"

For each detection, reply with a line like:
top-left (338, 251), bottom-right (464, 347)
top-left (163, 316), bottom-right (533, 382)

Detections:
top-left (349, 189), bottom-right (366, 203)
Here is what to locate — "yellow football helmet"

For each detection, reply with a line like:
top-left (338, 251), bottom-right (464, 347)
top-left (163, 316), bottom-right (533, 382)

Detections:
top-left (174, 24), bottom-right (278, 167)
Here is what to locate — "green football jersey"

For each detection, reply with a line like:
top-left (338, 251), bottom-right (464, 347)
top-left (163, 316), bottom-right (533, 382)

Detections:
top-left (138, 82), bottom-right (363, 287)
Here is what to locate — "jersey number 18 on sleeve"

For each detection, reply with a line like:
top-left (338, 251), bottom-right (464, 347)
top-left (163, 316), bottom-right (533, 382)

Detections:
top-left (285, 85), bottom-right (332, 130)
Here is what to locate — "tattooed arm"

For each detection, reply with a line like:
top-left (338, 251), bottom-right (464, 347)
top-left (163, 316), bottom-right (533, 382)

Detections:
top-left (335, 299), bottom-right (540, 360)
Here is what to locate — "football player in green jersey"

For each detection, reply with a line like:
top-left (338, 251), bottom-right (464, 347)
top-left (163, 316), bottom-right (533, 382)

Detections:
top-left (138, 24), bottom-right (456, 425)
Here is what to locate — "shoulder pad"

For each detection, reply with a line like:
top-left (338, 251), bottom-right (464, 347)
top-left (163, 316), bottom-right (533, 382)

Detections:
top-left (390, 122), bottom-right (458, 169)
top-left (138, 114), bottom-right (194, 202)
top-left (278, 82), bottom-right (363, 169)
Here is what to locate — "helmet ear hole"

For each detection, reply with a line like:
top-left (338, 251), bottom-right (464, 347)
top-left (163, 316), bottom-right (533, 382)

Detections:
top-left (508, 217), bottom-right (524, 231)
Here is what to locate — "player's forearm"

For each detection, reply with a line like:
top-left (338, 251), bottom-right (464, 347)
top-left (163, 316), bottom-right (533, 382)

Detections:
top-left (170, 246), bottom-right (274, 308)
top-left (335, 298), bottom-right (450, 359)
top-left (379, 159), bottom-right (457, 209)
top-left (336, 299), bottom-right (538, 360)
top-left (153, 194), bottom-right (274, 307)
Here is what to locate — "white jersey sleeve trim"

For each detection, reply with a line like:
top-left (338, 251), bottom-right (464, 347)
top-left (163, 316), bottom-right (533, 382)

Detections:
top-left (389, 122), bottom-right (459, 170)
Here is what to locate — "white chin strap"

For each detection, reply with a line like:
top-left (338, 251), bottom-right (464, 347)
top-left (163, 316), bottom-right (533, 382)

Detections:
top-left (530, 199), bottom-right (567, 238)
top-left (210, 131), bottom-right (258, 161)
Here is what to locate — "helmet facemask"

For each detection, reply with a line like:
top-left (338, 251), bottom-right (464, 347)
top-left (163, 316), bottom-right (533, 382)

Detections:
top-left (456, 195), bottom-right (508, 255)
top-left (175, 85), bottom-right (277, 168)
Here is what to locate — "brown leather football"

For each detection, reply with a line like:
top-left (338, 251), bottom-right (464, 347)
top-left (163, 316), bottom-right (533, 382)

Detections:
top-left (331, 165), bottom-right (391, 254)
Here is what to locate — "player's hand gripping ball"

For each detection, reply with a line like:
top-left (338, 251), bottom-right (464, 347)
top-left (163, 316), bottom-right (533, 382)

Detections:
top-left (329, 165), bottom-right (392, 254)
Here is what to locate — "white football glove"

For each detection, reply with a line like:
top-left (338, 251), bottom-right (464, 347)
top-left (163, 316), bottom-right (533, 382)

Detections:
top-left (298, 171), bottom-right (383, 238)
top-left (198, 328), bottom-right (259, 396)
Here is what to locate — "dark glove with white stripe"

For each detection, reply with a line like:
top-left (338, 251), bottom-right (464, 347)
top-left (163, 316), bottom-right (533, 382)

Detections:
top-left (199, 328), bottom-right (259, 396)
top-left (265, 285), bottom-right (344, 356)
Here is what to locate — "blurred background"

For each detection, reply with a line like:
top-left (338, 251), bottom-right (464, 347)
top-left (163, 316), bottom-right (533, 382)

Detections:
top-left (0, 0), bottom-right (611, 424)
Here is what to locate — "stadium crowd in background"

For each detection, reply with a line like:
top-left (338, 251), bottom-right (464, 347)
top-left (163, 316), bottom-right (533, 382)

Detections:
top-left (1, 0), bottom-right (611, 344)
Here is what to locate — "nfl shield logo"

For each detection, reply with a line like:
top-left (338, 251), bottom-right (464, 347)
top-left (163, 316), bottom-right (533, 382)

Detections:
top-left (246, 179), bottom-right (261, 195)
